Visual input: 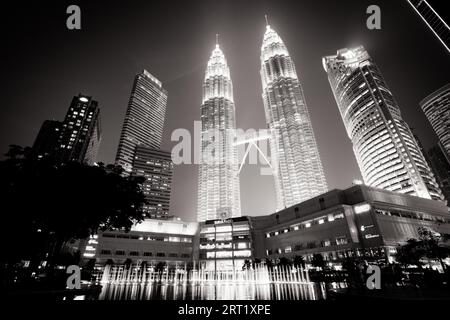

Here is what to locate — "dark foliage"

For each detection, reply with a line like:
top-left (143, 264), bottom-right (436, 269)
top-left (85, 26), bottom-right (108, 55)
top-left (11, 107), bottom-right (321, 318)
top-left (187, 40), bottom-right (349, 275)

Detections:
top-left (0, 144), bottom-right (147, 267)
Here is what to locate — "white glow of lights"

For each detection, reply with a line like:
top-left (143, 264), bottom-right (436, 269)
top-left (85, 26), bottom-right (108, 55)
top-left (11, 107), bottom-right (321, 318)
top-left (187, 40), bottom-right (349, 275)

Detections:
top-left (234, 250), bottom-right (251, 258)
top-left (354, 203), bottom-right (371, 214)
top-left (79, 97), bottom-right (89, 102)
top-left (83, 253), bottom-right (95, 258)
top-left (132, 218), bottom-right (198, 235)
top-left (305, 223), bottom-right (311, 228)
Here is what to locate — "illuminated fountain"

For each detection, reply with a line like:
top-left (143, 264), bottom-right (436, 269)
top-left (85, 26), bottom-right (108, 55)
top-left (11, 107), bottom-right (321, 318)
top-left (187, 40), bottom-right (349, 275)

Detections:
top-left (97, 263), bottom-right (321, 300)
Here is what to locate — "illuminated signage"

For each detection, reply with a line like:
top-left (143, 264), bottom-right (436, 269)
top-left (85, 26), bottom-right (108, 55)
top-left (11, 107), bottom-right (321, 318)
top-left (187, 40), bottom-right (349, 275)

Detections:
top-left (354, 203), bottom-right (371, 214)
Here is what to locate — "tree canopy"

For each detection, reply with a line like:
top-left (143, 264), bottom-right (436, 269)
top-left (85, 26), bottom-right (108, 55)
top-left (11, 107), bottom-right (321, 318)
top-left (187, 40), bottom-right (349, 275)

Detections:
top-left (0, 145), bottom-right (147, 265)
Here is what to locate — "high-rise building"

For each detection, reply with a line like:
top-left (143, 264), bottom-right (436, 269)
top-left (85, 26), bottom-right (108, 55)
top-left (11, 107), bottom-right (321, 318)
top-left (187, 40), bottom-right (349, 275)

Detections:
top-left (420, 83), bottom-right (450, 163)
top-left (57, 94), bottom-right (101, 165)
top-left (427, 145), bottom-right (450, 204)
top-left (260, 23), bottom-right (327, 210)
top-left (31, 120), bottom-right (62, 160)
top-left (197, 39), bottom-right (241, 222)
top-left (407, 0), bottom-right (450, 53)
top-left (132, 146), bottom-right (174, 219)
top-left (115, 70), bottom-right (168, 175)
top-left (323, 46), bottom-right (443, 201)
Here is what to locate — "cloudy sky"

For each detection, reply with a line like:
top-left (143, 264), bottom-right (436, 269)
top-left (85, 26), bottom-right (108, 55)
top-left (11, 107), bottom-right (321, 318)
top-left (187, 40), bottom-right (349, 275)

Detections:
top-left (1, 0), bottom-right (449, 221)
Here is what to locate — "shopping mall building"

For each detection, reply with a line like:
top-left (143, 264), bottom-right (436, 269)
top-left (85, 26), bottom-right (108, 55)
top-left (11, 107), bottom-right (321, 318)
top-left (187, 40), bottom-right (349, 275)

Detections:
top-left (81, 185), bottom-right (450, 271)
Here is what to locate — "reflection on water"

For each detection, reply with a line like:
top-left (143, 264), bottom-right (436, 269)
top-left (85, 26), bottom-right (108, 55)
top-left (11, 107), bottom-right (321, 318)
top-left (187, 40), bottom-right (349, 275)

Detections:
top-left (95, 264), bottom-right (330, 300)
top-left (98, 282), bottom-right (326, 300)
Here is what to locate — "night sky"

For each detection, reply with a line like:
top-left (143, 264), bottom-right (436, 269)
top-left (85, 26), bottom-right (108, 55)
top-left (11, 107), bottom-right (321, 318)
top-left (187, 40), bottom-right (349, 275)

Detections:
top-left (1, 0), bottom-right (449, 222)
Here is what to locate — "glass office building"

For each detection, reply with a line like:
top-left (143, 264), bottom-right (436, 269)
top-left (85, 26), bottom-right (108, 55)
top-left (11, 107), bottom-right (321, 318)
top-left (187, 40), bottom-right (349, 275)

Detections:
top-left (407, 0), bottom-right (450, 53)
top-left (420, 83), bottom-right (450, 163)
top-left (323, 46), bottom-right (443, 201)
top-left (57, 94), bottom-right (101, 165)
top-left (197, 41), bottom-right (241, 221)
top-left (132, 146), bottom-right (174, 219)
top-left (115, 70), bottom-right (168, 175)
top-left (260, 24), bottom-right (327, 211)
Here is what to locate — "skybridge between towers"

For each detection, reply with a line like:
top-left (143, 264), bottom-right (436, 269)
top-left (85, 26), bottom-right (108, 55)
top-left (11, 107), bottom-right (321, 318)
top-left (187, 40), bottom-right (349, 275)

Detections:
top-left (234, 130), bottom-right (273, 175)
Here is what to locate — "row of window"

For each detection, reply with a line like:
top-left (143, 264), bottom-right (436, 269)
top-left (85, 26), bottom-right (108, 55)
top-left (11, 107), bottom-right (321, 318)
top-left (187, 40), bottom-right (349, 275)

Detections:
top-left (374, 208), bottom-right (450, 224)
top-left (102, 233), bottom-right (192, 243)
top-left (199, 242), bottom-right (250, 250)
top-left (200, 224), bottom-right (250, 234)
top-left (99, 249), bottom-right (190, 259)
top-left (200, 235), bottom-right (250, 243)
top-left (266, 212), bottom-right (345, 239)
top-left (266, 236), bottom-right (349, 256)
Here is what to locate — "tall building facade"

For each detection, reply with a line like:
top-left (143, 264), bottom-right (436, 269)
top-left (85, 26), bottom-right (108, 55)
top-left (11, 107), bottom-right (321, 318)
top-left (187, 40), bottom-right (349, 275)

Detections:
top-left (323, 46), bottom-right (443, 201)
top-left (31, 120), bottom-right (62, 160)
top-left (57, 94), bottom-right (101, 165)
top-left (407, 0), bottom-right (450, 53)
top-left (260, 24), bottom-right (327, 211)
top-left (197, 41), bottom-right (241, 222)
top-left (420, 83), bottom-right (450, 162)
top-left (427, 145), bottom-right (450, 204)
top-left (115, 70), bottom-right (168, 175)
top-left (132, 146), bottom-right (174, 219)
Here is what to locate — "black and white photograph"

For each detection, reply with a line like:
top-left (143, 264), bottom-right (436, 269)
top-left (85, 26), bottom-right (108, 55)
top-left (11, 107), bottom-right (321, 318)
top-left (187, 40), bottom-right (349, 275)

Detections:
top-left (1, 0), bottom-right (450, 314)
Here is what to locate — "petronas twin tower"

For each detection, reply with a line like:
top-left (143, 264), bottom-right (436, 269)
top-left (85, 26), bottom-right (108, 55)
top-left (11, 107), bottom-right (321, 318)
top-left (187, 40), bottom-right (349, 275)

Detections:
top-left (197, 22), bottom-right (328, 222)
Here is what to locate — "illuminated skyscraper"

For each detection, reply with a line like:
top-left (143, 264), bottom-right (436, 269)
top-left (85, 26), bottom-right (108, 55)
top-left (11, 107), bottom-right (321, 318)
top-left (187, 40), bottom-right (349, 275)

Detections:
top-left (115, 70), bottom-right (168, 175)
top-left (132, 146), bottom-right (174, 219)
top-left (260, 23), bottom-right (327, 210)
top-left (197, 38), bottom-right (241, 222)
top-left (31, 120), bottom-right (62, 160)
top-left (420, 83), bottom-right (450, 163)
top-left (57, 94), bottom-right (101, 165)
top-left (323, 46), bottom-right (443, 201)
top-left (407, 0), bottom-right (450, 53)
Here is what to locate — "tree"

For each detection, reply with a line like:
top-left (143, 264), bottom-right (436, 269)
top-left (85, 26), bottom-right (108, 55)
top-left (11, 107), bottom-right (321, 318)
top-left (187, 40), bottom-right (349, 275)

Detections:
top-left (0, 144), bottom-right (147, 268)
top-left (264, 258), bottom-right (274, 269)
top-left (124, 258), bottom-right (133, 269)
top-left (395, 227), bottom-right (450, 272)
top-left (277, 257), bottom-right (292, 267)
top-left (105, 259), bottom-right (115, 266)
top-left (242, 259), bottom-right (252, 270)
top-left (417, 227), bottom-right (450, 272)
top-left (155, 262), bottom-right (166, 274)
top-left (311, 254), bottom-right (326, 270)
top-left (293, 255), bottom-right (306, 269)
top-left (395, 239), bottom-right (425, 268)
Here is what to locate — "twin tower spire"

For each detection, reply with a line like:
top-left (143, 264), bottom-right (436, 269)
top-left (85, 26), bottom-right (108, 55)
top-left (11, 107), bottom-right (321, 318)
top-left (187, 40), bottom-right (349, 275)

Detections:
top-left (197, 19), bottom-right (328, 222)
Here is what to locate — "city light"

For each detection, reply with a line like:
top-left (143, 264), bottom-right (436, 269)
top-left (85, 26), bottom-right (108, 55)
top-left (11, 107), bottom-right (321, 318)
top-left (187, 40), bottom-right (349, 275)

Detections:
top-left (354, 203), bottom-right (371, 214)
